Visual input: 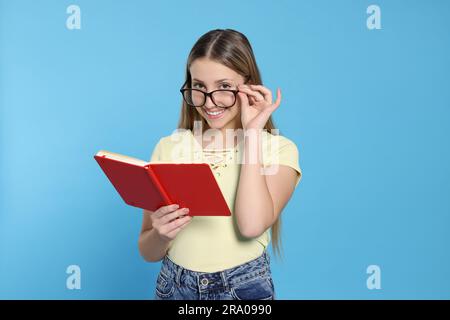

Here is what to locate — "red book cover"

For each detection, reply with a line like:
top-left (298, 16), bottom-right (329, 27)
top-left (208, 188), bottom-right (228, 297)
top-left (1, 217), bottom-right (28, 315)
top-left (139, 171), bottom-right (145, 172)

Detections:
top-left (94, 150), bottom-right (231, 216)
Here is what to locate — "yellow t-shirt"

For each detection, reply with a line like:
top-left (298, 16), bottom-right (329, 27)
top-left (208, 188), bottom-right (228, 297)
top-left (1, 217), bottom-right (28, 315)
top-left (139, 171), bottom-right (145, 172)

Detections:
top-left (149, 128), bottom-right (302, 272)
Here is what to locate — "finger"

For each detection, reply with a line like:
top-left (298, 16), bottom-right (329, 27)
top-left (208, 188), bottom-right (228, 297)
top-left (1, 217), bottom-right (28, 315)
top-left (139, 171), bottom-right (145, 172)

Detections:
top-left (154, 203), bottom-right (180, 219)
top-left (239, 87), bottom-right (265, 101)
top-left (249, 85), bottom-right (272, 103)
top-left (160, 207), bottom-right (189, 224)
top-left (238, 91), bottom-right (249, 108)
top-left (271, 88), bottom-right (281, 110)
top-left (267, 88), bottom-right (281, 112)
top-left (164, 215), bottom-right (193, 234)
top-left (238, 87), bottom-right (265, 102)
top-left (249, 95), bottom-right (266, 110)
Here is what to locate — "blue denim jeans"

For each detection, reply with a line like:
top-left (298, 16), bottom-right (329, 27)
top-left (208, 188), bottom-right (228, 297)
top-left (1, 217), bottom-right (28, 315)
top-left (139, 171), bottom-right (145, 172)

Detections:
top-left (154, 250), bottom-right (275, 300)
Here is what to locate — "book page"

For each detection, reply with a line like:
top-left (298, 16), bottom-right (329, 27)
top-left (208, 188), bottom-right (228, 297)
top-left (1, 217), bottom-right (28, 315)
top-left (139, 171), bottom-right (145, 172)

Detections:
top-left (95, 150), bottom-right (149, 166)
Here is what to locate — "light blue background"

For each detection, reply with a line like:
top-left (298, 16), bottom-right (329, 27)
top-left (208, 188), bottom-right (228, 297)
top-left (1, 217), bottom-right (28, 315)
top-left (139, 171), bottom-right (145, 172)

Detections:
top-left (1, 0), bottom-right (449, 299)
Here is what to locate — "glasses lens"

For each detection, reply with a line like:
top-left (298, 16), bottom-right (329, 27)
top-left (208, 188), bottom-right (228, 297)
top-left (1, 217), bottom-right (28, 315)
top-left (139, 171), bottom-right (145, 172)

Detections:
top-left (183, 89), bottom-right (205, 107)
top-left (211, 90), bottom-right (236, 108)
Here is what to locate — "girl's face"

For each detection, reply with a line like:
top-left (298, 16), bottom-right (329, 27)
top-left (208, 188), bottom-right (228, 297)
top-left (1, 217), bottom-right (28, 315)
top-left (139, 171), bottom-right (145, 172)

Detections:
top-left (189, 57), bottom-right (245, 131)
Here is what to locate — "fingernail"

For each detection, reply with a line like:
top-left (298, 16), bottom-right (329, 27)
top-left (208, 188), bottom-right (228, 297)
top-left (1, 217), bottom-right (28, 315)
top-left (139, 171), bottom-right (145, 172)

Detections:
top-left (173, 204), bottom-right (179, 209)
top-left (183, 208), bottom-right (189, 212)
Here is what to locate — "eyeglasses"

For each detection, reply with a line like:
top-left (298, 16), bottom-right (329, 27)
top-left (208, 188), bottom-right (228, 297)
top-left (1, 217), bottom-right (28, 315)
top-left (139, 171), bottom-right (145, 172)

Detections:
top-left (179, 79), bottom-right (244, 108)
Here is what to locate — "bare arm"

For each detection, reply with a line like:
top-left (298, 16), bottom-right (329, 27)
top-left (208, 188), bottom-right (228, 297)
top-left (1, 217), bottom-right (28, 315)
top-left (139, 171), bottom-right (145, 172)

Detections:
top-left (138, 204), bottom-right (192, 262)
top-left (234, 84), bottom-right (300, 238)
top-left (234, 130), bottom-right (298, 238)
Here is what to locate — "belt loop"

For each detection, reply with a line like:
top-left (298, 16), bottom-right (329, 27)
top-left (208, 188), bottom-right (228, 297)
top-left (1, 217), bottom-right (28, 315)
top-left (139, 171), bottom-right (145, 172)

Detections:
top-left (220, 271), bottom-right (229, 292)
top-left (264, 250), bottom-right (270, 265)
top-left (175, 265), bottom-right (183, 286)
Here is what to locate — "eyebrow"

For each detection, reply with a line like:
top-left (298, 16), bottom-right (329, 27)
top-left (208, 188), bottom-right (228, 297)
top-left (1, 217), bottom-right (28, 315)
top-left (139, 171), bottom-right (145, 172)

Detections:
top-left (192, 78), bottom-right (233, 84)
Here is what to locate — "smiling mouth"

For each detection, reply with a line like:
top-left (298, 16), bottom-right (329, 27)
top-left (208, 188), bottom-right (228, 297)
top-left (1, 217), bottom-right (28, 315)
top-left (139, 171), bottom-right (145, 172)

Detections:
top-left (204, 109), bottom-right (225, 116)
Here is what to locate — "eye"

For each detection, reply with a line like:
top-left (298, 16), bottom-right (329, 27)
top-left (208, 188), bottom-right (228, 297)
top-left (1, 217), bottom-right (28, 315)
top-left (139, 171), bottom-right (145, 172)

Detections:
top-left (220, 83), bottom-right (232, 89)
top-left (192, 83), bottom-right (204, 89)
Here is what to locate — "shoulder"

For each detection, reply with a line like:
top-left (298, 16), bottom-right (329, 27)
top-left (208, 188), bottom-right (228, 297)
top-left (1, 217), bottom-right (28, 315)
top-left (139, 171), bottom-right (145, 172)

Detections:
top-left (260, 130), bottom-right (302, 187)
top-left (157, 128), bottom-right (192, 148)
top-left (261, 130), bottom-right (299, 153)
top-left (260, 130), bottom-right (301, 166)
top-left (152, 129), bottom-right (193, 161)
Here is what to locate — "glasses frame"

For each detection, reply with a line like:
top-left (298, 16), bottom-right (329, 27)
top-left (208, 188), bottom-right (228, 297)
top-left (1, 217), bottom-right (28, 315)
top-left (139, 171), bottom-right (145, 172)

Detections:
top-left (179, 78), bottom-right (249, 109)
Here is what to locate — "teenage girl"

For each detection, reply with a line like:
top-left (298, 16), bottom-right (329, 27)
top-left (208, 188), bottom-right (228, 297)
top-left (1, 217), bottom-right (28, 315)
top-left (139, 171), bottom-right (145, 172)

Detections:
top-left (138, 29), bottom-right (302, 300)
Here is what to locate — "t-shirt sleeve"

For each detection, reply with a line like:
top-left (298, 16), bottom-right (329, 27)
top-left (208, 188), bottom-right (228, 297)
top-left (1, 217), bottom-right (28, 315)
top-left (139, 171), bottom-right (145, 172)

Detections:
top-left (150, 138), bottom-right (163, 162)
top-left (262, 135), bottom-right (302, 188)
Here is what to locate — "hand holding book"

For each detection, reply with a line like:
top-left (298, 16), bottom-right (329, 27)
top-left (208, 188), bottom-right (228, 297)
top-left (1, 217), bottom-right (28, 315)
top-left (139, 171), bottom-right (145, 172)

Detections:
top-left (148, 203), bottom-right (193, 242)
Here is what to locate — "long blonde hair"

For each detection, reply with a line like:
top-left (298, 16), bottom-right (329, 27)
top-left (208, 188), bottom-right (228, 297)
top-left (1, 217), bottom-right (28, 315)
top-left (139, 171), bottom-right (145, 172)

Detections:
top-left (177, 29), bottom-right (284, 260)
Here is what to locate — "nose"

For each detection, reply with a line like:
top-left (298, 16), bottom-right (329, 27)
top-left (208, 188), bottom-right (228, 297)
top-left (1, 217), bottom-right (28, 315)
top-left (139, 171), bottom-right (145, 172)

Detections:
top-left (203, 94), bottom-right (216, 109)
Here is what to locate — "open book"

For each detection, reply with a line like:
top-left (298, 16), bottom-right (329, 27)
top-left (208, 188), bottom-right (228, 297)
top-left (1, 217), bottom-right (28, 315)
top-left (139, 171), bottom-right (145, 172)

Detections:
top-left (94, 150), bottom-right (231, 216)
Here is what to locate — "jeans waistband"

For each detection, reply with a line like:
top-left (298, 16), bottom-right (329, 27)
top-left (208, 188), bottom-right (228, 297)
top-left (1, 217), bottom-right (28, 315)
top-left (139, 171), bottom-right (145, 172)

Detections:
top-left (160, 250), bottom-right (271, 289)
